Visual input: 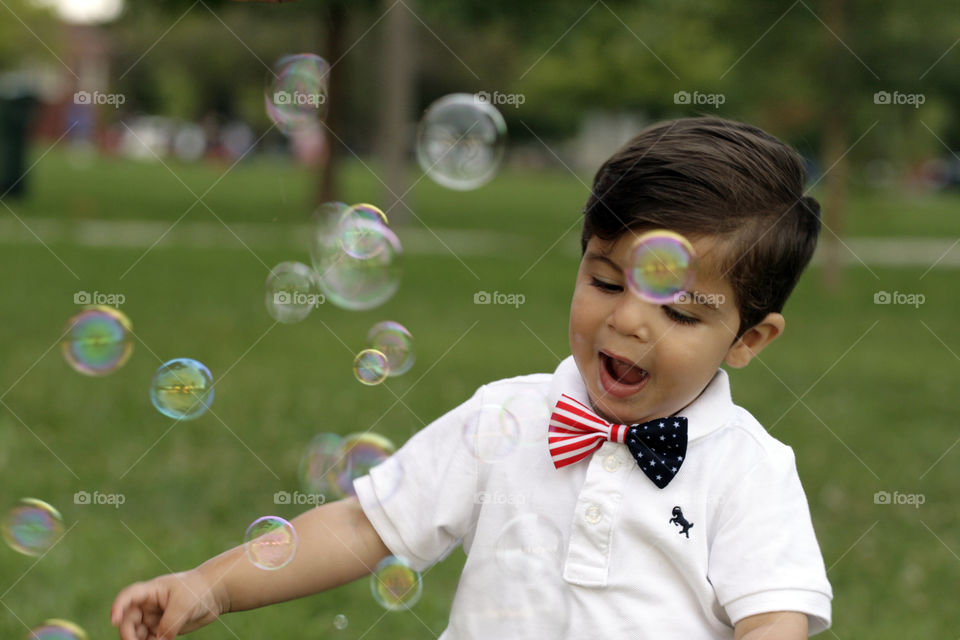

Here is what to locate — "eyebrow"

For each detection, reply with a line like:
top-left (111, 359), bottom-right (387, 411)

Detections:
top-left (586, 252), bottom-right (721, 312)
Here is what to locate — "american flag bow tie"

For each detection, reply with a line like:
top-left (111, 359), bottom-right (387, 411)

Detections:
top-left (548, 394), bottom-right (688, 489)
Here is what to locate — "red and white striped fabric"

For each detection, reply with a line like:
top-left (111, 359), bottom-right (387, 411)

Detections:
top-left (549, 394), bottom-right (630, 468)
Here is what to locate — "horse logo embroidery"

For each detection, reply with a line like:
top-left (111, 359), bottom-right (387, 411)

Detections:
top-left (669, 506), bottom-right (693, 538)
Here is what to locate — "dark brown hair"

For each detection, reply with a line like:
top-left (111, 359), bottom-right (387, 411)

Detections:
top-left (581, 116), bottom-right (821, 340)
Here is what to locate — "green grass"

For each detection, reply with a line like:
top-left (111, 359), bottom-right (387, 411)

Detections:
top-left (0, 148), bottom-right (958, 638)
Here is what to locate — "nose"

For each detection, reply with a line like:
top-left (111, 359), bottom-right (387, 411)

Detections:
top-left (607, 293), bottom-right (654, 342)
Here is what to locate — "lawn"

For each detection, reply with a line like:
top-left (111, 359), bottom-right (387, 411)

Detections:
top-left (0, 147), bottom-right (957, 638)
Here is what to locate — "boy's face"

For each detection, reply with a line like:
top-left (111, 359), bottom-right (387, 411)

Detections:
top-left (569, 232), bottom-right (760, 425)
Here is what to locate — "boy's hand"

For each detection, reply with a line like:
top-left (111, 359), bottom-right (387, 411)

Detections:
top-left (111, 570), bottom-right (226, 640)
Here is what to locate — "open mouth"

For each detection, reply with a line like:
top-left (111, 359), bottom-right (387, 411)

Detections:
top-left (599, 351), bottom-right (649, 398)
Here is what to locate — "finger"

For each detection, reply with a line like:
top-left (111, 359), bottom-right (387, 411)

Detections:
top-left (119, 608), bottom-right (143, 640)
top-left (112, 583), bottom-right (159, 625)
top-left (155, 599), bottom-right (191, 640)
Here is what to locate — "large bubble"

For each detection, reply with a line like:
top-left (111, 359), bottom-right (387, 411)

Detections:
top-left (311, 216), bottom-right (402, 311)
top-left (265, 54), bottom-right (329, 135)
top-left (149, 358), bottom-right (215, 420)
top-left (416, 93), bottom-right (507, 190)
top-left (265, 261), bottom-right (321, 324)
top-left (370, 555), bottom-right (422, 610)
top-left (625, 230), bottom-right (697, 304)
top-left (2, 498), bottom-right (64, 557)
top-left (61, 306), bottom-right (133, 376)
top-left (244, 515), bottom-right (298, 570)
top-left (367, 321), bottom-right (414, 377)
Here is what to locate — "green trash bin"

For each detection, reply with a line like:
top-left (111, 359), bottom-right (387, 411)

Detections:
top-left (0, 90), bottom-right (38, 199)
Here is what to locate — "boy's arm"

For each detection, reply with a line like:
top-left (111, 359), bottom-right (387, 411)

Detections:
top-left (203, 496), bottom-right (390, 611)
top-left (734, 611), bottom-right (808, 640)
top-left (112, 497), bottom-right (391, 639)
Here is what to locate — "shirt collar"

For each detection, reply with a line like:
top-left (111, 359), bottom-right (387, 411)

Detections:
top-left (548, 355), bottom-right (735, 442)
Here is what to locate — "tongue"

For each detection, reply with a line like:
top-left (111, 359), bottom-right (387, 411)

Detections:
top-left (609, 357), bottom-right (646, 386)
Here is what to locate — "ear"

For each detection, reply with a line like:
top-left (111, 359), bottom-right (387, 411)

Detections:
top-left (724, 313), bottom-right (785, 369)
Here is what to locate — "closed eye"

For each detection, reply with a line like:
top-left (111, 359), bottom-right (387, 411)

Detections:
top-left (590, 277), bottom-right (622, 293)
top-left (663, 306), bottom-right (699, 325)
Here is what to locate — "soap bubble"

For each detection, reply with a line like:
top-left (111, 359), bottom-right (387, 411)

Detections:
top-left (244, 515), bottom-right (297, 570)
top-left (353, 348), bottom-right (389, 386)
top-left (265, 54), bottom-right (329, 134)
top-left (338, 204), bottom-right (389, 259)
top-left (370, 555), bottom-right (422, 610)
top-left (265, 261), bottom-right (321, 324)
top-left (25, 619), bottom-right (88, 640)
top-left (62, 306), bottom-right (132, 376)
top-left (2, 498), bottom-right (64, 557)
top-left (336, 433), bottom-right (396, 497)
top-left (312, 221), bottom-right (402, 311)
top-left (462, 404), bottom-right (520, 463)
top-left (299, 432), bottom-right (346, 499)
top-left (416, 93), bottom-right (507, 190)
top-left (625, 230), bottom-right (697, 304)
top-left (366, 321), bottom-right (414, 377)
top-left (149, 358), bottom-right (214, 420)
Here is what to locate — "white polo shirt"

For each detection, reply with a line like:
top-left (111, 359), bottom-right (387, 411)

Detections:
top-left (355, 356), bottom-right (832, 638)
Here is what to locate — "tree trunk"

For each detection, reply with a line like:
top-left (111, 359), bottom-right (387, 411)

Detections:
top-left (376, 0), bottom-right (415, 222)
top-left (318, 2), bottom-right (346, 204)
top-left (819, 0), bottom-right (848, 293)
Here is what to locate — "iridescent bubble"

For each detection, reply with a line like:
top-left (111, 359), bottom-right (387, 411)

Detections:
top-left (244, 515), bottom-right (298, 570)
top-left (338, 204), bottom-right (389, 259)
top-left (495, 514), bottom-right (564, 576)
top-left (309, 201), bottom-right (350, 264)
top-left (462, 404), bottom-right (520, 463)
top-left (61, 306), bottom-right (132, 376)
top-left (416, 93), bottom-right (507, 191)
top-left (625, 230), bottom-right (697, 304)
top-left (333, 614), bottom-right (348, 630)
top-left (312, 221), bottom-right (402, 311)
top-left (149, 358), bottom-right (214, 420)
top-left (336, 432), bottom-right (396, 497)
top-left (265, 54), bottom-right (329, 135)
top-left (353, 349), bottom-right (389, 386)
top-left (25, 619), bottom-right (88, 640)
top-left (265, 261), bottom-right (320, 324)
top-left (2, 498), bottom-right (64, 557)
top-left (370, 555), bottom-right (422, 610)
top-left (366, 321), bottom-right (414, 377)
top-left (298, 432), bottom-right (346, 500)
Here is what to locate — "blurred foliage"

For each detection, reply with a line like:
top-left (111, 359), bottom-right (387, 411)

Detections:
top-left (0, 0), bottom-right (61, 73)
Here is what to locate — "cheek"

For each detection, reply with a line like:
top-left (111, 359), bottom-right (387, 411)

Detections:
top-left (569, 288), bottom-right (599, 349)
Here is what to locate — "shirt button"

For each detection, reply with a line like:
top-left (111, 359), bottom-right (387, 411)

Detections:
top-left (603, 455), bottom-right (621, 472)
top-left (585, 504), bottom-right (603, 525)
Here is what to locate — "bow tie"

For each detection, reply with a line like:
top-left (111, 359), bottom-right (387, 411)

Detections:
top-left (548, 394), bottom-right (688, 489)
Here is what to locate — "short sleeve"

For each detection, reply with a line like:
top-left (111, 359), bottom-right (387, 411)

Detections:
top-left (707, 443), bottom-right (833, 635)
top-left (353, 386), bottom-right (484, 572)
